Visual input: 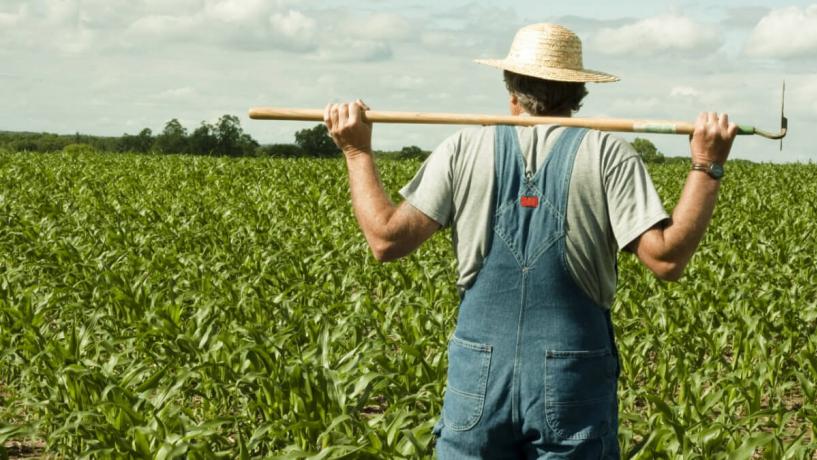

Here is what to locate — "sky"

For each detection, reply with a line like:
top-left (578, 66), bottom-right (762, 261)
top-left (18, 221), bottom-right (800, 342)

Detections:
top-left (1, 0), bottom-right (815, 162)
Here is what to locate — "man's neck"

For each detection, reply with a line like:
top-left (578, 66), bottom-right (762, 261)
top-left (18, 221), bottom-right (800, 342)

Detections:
top-left (511, 106), bottom-right (572, 118)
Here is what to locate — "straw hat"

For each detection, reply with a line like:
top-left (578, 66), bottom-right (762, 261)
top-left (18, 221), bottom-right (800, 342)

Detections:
top-left (475, 23), bottom-right (619, 83)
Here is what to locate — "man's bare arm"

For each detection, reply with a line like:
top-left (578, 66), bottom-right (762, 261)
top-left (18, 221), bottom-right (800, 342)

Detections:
top-left (628, 112), bottom-right (738, 281)
top-left (325, 100), bottom-right (440, 262)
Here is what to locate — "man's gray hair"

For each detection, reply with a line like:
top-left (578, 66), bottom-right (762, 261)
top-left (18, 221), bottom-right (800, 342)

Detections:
top-left (503, 71), bottom-right (588, 116)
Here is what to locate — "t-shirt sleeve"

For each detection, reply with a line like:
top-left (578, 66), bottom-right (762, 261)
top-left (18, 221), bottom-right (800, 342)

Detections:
top-left (398, 132), bottom-right (458, 226)
top-left (604, 143), bottom-right (670, 250)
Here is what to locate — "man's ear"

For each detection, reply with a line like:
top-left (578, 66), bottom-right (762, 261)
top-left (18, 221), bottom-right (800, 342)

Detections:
top-left (508, 93), bottom-right (524, 116)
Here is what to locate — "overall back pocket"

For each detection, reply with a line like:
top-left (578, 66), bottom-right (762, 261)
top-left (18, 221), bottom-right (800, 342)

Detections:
top-left (544, 348), bottom-right (617, 440)
top-left (442, 336), bottom-right (492, 431)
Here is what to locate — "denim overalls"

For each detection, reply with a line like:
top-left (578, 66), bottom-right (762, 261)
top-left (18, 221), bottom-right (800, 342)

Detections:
top-left (433, 126), bottom-right (621, 459)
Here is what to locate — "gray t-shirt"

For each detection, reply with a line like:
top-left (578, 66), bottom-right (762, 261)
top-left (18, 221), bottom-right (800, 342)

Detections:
top-left (399, 125), bottom-right (669, 308)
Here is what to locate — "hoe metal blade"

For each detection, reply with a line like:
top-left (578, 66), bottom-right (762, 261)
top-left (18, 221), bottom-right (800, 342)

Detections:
top-left (750, 81), bottom-right (787, 151)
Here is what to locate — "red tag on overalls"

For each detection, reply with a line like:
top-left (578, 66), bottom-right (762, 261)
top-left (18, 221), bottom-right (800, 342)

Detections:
top-left (520, 196), bottom-right (539, 208)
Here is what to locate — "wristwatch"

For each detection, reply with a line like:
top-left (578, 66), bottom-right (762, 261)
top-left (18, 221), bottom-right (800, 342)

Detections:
top-left (691, 162), bottom-right (724, 180)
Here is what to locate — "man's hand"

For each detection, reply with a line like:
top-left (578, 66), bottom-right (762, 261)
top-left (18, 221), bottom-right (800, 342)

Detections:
top-left (690, 112), bottom-right (738, 165)
top-left (324, 99), bottom-right (372, 158)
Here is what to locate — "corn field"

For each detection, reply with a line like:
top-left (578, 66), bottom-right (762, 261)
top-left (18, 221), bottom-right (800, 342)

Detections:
top-left (0, 150), bottom-right (816, 459)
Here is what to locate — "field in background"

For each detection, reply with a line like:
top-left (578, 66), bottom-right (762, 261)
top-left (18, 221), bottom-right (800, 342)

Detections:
top-left (1, 151), bottom-right (816, 459)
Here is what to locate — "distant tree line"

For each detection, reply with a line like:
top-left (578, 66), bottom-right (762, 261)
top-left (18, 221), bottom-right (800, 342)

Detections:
top-left (3, 120), bottom-right (674, 163)
top-left (0, 115), bottom-right (260, 156)
top-left (0, 118), bottom-right (433, 159)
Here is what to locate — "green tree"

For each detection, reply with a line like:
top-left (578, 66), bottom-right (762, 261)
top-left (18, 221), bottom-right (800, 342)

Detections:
top-left (212, 115), bottom-right (258, 156)
top-left (294, 124), bottom-right (340, 157)
top-left (397, 145), bottom-right (428, 160)
top-left (631, 137), bottom-right (666, 163)
top-left (155, 119), bottom-right (189, 154)
top-left (189, 123), bottom-right (218, 155)
top-left (119, 128), bottom-right (154, 153)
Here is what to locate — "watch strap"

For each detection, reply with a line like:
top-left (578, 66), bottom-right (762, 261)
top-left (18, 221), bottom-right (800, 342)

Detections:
top-left (691, 162), bottom-right (724, 179)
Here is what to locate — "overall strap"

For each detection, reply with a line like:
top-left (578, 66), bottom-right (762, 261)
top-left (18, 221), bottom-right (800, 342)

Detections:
top-left (493, 125), bottom-right (525, 209)
top-left (535, 127), bottom-right (588, 218)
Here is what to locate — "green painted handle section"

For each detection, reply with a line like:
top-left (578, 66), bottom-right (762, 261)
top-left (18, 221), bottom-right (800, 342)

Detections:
top-left (634, 123), bottom-right (678, 134)
top-left (635, 123), bottom-right (760, 136)
top-left (737, 125), bottom-right (755, 135)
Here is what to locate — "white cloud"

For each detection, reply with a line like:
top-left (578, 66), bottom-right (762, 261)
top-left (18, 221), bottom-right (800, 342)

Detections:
top-left (385, 75), bottom-right (425, 90)
top-left (670, 86), bottom-right (701, 98)
top-left (119, 5), bottom-right (320, 52)
top-left (56, 26), bottom-right (96, 54)
top-left (0, 13), bottom-right (18, 27)
top-left (204, 0), bottom-right (269, 24)
top-left (608, 96), bottom-right (662, 114)
top-left (338, 12), bottom-right (412, 41)
top-left (152, 87), bottom-right (198, 101)
top-left (1, 1), bottom-right (322, 54)
top-left (121, 0), bottom-right (202, 17)
top-left (0, 4), bottom-right (25, 27)
top-left (126, 14), bottom-right (198, 41)
top-left (270, 10), bottom-right (315, 37)
top-left (745, 5), bottom-right (817, 59)
top-left (793, 77), bottom-right (817, 117)
top-left (269, 10), bottom-right (317, 50)
top-left (41, 0), bottom-right (79, 27)
top-left (0, 1), bottom-right (410, 61)
top-left (316, 40), bottom-right (393, 62)
top-left (592, 14), bottom-right (723, 57)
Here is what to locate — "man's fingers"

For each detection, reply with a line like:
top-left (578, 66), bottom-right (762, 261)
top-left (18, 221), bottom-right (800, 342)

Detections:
top-left (330, 104), bottom-right (340, 131)
top-left (338, 103), bottom-right (349, 126)
top-left (353, 99), bottom-right (370, 124)
top-left (348, 101), bottom-right (361, 125)
top-left (325, 100), bottom-right (370, 129)
top-left (695, 112), bottom-right (707, 129)
top-left (324, 103), bottom-right (333, 129)
top-left (719, 113), bottom-right (731, 135)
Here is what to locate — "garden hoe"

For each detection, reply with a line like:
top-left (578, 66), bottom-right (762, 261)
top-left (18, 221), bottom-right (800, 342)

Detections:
top-left (249, 83), bottom-right (787, 150)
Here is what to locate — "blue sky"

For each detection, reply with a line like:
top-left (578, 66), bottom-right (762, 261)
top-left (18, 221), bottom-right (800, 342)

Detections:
top-left (1, 0), bottom-right (815, 162)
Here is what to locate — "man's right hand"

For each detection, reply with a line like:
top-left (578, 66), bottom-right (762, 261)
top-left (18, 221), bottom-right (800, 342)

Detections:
top-left (324, 99), bottom-right (373, 159)
top-left (690, 112), bottom-right (738, 165)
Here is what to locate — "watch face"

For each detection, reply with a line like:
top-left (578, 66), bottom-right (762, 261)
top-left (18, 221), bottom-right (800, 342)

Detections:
top-left (709, 163), bottom-right (724, 179)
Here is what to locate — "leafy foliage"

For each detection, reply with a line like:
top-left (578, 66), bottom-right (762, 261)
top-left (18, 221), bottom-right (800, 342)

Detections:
top-left (294, 124), bottom-right (342, 158)
top-left (155, 119), bottom-right (189, 154)
top-left (0, 152), bottom-right (815, 459)
top-left (397, 146), bottom-right (429, 160)
top-left (632, 137), bottom-right (666, 163)
top-left (120, 128), bottom-right (155, 154)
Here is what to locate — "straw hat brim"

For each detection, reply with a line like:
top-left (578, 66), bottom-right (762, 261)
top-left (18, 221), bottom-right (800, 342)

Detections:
top-left (475, 58), bottom-right (619, 83)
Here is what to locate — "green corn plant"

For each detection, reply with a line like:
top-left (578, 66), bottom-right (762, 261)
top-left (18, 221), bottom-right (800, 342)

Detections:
top-left (0, 151), bottom-right (815, 458)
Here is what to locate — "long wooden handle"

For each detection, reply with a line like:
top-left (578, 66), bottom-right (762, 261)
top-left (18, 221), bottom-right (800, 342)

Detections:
top-left (248, 107), bottom-right (759, 136)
